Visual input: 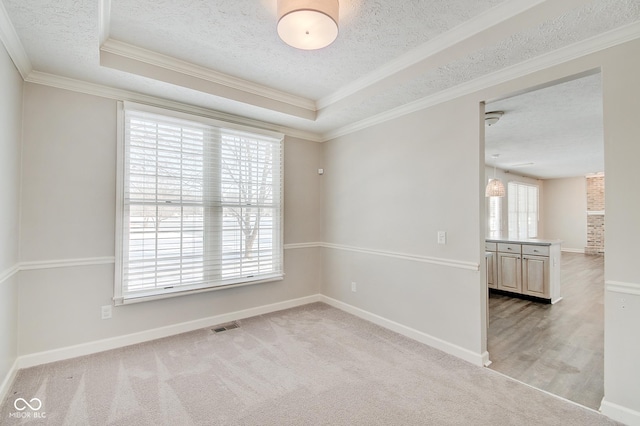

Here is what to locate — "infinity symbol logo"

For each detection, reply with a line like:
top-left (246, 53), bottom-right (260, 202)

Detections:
top-left (14, 397), bottom-right (42, 411)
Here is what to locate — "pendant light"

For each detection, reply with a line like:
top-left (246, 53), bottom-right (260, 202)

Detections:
top-left (486, 154), bottom-right (505, 197)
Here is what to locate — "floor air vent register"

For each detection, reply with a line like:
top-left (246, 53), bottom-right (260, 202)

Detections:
top-left (212, 321), bottom-right (240, 333)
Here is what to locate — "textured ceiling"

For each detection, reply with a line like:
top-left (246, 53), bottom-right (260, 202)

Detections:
top-left (485, 73), bottom-right (603, 179)
top-left (108, 0), bottom-right (504, 99)
top-left (1, 0), bottom-right (639, 176)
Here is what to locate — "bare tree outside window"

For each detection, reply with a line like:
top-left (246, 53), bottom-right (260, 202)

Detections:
top-left (221, 135), bottom-right (274, 260)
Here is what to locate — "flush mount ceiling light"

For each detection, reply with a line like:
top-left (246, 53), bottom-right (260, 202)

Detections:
top-left (485, 111), bottom-right (504, 126)
top-left (277, 0), bottom-right (339, 50)
top-left (486, 154), bottom-right (506, 197)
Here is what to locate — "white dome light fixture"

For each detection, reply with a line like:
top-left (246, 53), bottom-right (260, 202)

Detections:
top-left (485, 111), bottom-right (504, 126)
top-left (277, 0), bottom-right (339, 50)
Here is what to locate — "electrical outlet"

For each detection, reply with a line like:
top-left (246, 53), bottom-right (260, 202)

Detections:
top-left (101, 305), bottom-right (112, 320)
top-left (437, 231), bottom-right (447, 245)
top-left (351, 282), bottom-right (357, 292)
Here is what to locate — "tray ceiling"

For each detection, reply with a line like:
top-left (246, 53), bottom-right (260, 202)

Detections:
top-left (1, 0), bottom-right (639, 174)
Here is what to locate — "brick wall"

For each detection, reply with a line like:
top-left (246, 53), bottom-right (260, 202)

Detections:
top-left (585, 175), bottom-right (605, 255)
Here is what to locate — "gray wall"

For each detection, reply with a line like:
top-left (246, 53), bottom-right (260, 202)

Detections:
top-left (0, 42), bottom-right (22, 388)
top-left (322, 38), bottom-right (640, 419)
top-left (601, 40), bottom-right (640, 419)
top-left (541, 177), bottom-right (587, 251)
top-left (3, 35), bottom-right (640, 424)
top-left (322, 98), bottom-right (487, 357)
top-left (17, 83), bottom-right (323, 355)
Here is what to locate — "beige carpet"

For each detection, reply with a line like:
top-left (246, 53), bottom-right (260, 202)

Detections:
top-left (1, 303), bottom-right (618, 425)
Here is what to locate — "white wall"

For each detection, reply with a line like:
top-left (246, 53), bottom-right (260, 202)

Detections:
top-left (0, 42), bottom-right (23, 393)
top-left (17, 83), bottom-right (323, 355)
top-left (322, 98), bottom-right (487, 362)
top-left (541, 177), bottom-right (587, 251)
top-left (323, 38), bottom-right (640, 423)
top-left (600, 41), bottom-right (640, 425)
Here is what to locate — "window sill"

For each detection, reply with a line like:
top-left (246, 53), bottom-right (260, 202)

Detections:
top-left (114, 274), bottom-right (284, 306)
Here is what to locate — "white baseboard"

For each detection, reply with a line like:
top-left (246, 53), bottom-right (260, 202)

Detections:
top-left (601, 399), bottom-right (640, 426)
top-left (17, 294), bottom-right (322, 369)
top-left (0, 358), bottom-right (20, 404)
top-left (481, 351), bottom-right (492, 367)
top-left (319, 295), bottom-right (486, 367)
top-left (561, 248), bottom-right (585, 254)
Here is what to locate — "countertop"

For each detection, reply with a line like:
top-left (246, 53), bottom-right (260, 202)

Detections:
top-left (486, 237), bottom-right (563, 246)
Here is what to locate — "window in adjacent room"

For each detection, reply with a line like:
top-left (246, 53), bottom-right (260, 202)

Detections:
top-left (507, 181), bottom-right (539, 239)
top-left (487, 196), bottom-right (502, 238)
top-left (114, 102), bottom-right (283, 304)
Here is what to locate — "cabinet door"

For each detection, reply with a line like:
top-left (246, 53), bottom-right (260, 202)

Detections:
top-left (522, 255), bottom-right (549, 298)
top-left (497, 252), bottom-right (521, 293)
top-left (486, 253), bottom-right (497, 289)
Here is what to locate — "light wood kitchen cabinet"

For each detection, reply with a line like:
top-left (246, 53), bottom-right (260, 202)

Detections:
top-left (522, 254), bottom-right (549, 298)
top-left (486, 238), bottom-right (562, 303)
top-left (497, 251), bottom-right (522, 293)
top-left (485, 242), bottom-right (497, 290)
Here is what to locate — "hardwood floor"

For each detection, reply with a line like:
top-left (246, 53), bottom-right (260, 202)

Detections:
top-left (488, 252), bottom-right (604, 410)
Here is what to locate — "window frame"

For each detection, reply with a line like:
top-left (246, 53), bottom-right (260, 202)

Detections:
top-left (114, 101), bottom-right (284, 305)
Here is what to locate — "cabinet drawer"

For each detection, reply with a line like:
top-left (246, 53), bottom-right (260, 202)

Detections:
top-left (522, 244), bottom-right (549, 256)
top-left (498, 243), bottom-right (521, 254)
top-left (485, 242), bottom-right (497, 251)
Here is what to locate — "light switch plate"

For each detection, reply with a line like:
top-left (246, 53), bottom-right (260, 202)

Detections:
top-left (437, 231), bottom-right (447, 245)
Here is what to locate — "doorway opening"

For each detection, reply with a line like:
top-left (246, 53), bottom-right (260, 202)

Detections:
top-left (482, 71), bottom-right (605, 410)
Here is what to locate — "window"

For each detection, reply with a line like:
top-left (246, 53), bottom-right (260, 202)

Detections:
top-left (507, 182), bottom-right (538, 239)
top-left (487, 196), bottom-right (502, 238)
top-left (115, 102), bottom-right (283, 304)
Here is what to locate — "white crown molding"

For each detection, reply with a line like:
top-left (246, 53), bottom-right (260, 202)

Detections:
top-left (322, 21), bottom-right (640, 142)
top-left (24, 71), bottom-right (323, 142)
top-left (98, 0), bottom-right (111, 45)
top-left (317, 0), bottom-right (553, 110)
top-left (0, 0), bottom-right (32, 79)
top-left (321, 242), bottom-right (480, 271)
top-left (605, 280), bottom-right (640, 296)
top-left (320, 295), bottom-right (486, 366)
top-left (101, 39), bottom-right (316, 114)
top-left (0, 264), bottom-right (20, 286)
top-left (19, 257), bottom-right (115, 271)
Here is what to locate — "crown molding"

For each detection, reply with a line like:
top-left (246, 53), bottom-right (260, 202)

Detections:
top-left (0, 0), bottom-right (32, 79)
top-left (101, 39), bottom-right (317, 116)
top-left (98, 0), bottom-right (111, 45)
top-left (25, 71), bottom-right (323, 142)
top-left (317, 0), bottom-right (555, 110)
top-left (322, 21), bottom-right (640, 142)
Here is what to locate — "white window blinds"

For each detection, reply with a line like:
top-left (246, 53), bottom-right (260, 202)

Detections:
top-left (507, 182), bottom-right (538, 239)
top-left (115, 103), bottom-right (283, 304)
